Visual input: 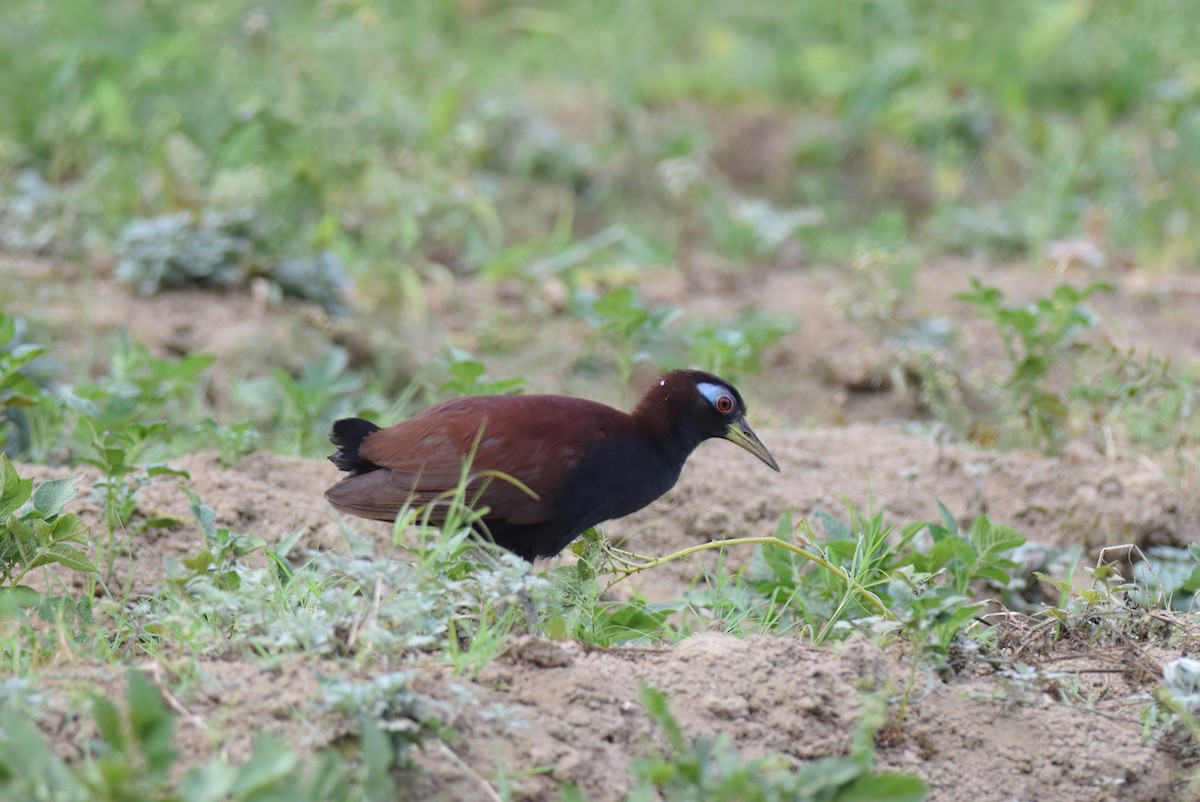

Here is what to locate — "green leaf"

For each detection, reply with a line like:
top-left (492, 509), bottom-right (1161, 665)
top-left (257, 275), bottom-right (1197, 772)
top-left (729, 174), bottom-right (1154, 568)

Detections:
top-left (1183, 564), bottom-right (1200, 593)
top-left (92, 696), bottom-right (125, 752)
top-left (759, 512), bottom-right (797, 580)
top-left (51, 543), bottom-right (98, 573)
top-left (934, 500), bottom-right (958, 536)
top-left (33, 543), bottom-right (98, 574)
top-left (229, 533), bottom-right (267, 557)
top-left (31, 477), bottom-right (79, 519)
top-left (0, 454), bottom-right (33, 517)
top-left (926, 537), bottom-right (975, 572)
top-left (180, 760), bottom-right (238, 802)
top-left (230, 735), bottom-right (298, 797)
top-left (147, 464), bottom-right (190, 479)
top-left (126, 670), bottom-right (177, 777)
top-left (181, 485), bottom-right (217, 537)
top-left (183, 551), bottom-right (214, 572)
top-left (639, 686), bottom-right (685, 753)
top-left (814, 508), bottom-right (853, 539)
top-left (974, 566), bottom-right (1013, 584)
top-left (968, 516), bottom-right (1025, 557)
top-left (0, 585), bottom-right (40, 611)
top-left (51, 513), bottom-right (90, 544)
top-left (839, 771), bottom-right (927, 801)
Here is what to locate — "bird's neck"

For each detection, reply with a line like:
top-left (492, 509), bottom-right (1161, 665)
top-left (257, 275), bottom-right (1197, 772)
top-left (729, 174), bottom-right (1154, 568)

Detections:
top-left (632, 400), bottom-right (705, 471)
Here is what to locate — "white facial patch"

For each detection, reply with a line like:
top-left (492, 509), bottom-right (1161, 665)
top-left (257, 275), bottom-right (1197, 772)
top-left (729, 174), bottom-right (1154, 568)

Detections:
top-left (697, 381), bottom-right (731, 408)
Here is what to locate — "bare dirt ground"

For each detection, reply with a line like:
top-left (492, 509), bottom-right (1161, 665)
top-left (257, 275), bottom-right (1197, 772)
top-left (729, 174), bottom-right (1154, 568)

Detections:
top-left (7, 251), bottom-right (1200, 800)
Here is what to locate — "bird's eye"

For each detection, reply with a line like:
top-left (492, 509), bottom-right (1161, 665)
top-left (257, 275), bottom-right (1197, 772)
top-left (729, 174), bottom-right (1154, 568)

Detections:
top-left (715, 395), bottom-right (734, 414)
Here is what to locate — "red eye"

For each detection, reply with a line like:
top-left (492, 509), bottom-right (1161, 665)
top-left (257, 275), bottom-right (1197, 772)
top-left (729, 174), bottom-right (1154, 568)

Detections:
top-left (715, 395), bottom-right (734, 414)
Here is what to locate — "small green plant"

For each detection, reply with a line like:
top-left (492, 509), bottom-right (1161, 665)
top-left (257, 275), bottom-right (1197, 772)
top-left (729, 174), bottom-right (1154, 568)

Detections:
top-left (201, 418), bottom-right (261, 467)
top-left (320, 671), bottom-right (450, 771)
top-left (1144, 657), bottom-right (1200, 785)
top-left (116, 210), bottom-right (255, 296)
top-left (15, 333), bottom-right (214, 463)
top-left (436, 347), bottom-right (525, 398)
top-left (116, 210), bottom-right (349, 313)
top-left (665, 502), bottom-right (1023, 670)
top-left (686, 310), bottom-right (795, 381)
top-left (888, 505), bottom-right (1024, 668)
top-left (72, 333), bottom-right (216, 432)
top-left (579, 287), bottom-right (680, 400)
top-left (544, 527), bottom-right (686, 647)
top-left (0, 455), bottom-right (98, 668)
top-left (79, 423), bottom-right (188, 583)
top-left (0, 313), bottom-right (50, 452)
top-left (830, 244), bottom-right (919, 330)
top-left (741, 508), bottom-right (904, 644)
top-left (0, 454), bottom-right (95, 593)
top-left (233, 346), bottom-right (374, 456)
top-left (1073, 344), bottom-right (1200, 452)
top-left (0, 669), bottom-right (407, 801)
top-left (955, 278), bottom-right (1113, 451)
top-left (624, 686), bottom-right (925, 802)
top-left (167, 487), bottom-right (268, 593)
top-left (1130, 544), bottom-right (1200, 612)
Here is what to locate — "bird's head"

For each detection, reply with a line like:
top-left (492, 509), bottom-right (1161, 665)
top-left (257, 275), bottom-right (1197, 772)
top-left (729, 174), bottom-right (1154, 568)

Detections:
top-left (637, 370), bottom-right (780, 471)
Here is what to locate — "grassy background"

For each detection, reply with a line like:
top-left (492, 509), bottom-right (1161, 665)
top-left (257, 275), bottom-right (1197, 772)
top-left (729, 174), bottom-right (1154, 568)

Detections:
top-left (4, 0), bottom-right (1200, 278)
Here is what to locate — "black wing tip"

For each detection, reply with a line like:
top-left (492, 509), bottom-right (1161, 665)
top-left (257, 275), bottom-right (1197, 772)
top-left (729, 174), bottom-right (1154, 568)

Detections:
top-left (328, 417), bottom-right (383, 475)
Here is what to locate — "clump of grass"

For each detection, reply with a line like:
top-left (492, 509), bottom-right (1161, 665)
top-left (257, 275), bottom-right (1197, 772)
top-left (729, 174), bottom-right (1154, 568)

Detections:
top-left (685, 309), bottom-right (795, 382)
top-left (955, 278), bottom-right (1113, 452)
top-left (0, 668), bottom-right (422, 801)
top-left (232, 346), bottom-right (376, 457)
top-left (560, 501), bottom-right (1027, 674)
top-left (584, 685), bottom-right (927, 802)
top-left (436, 346), bottom-right (525, 398)
top-left (576, 287), bottom-right (680, 399)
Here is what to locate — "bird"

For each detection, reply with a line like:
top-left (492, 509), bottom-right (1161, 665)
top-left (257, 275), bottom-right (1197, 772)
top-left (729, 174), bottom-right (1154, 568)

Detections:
top-left (325, 369), bottom-right (779, 562)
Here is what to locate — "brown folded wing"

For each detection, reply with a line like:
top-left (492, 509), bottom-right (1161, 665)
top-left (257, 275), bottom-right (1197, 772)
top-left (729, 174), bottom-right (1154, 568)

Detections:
top-left (324, 394), bottom-right (629, 524)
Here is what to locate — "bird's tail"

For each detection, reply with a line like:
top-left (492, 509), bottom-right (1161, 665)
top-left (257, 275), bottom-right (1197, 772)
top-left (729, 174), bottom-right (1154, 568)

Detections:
top-left (328, 418), bottom-right (383, 475)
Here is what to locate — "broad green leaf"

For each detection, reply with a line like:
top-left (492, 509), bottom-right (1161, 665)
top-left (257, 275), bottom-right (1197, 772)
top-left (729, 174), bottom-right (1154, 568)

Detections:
top-left (926, 537), bottom-right (975, 571)
top-left (793, 756), bottom-right (862, 792)
top-left (51, 513), bottom-right (90, 544)
top-left (180, 760), bottom-right (238, 802)
top-left (758, 512), bottom-right (796, 580)
top-left (33, 543), bottom-right (98, 574)
top-left (229, 532), bottom-right (267, 556)
top-left (825, 540), bottom-right (859, 560)
top-left (229, 735), bottom-right (298, 797)
top-left (975, 566), bottom-right (1013, 584)
top-left (0, 454), bottom-right (33, 516)
top-left (0, 585), bottom-right (40, 610)
top-left (32, 477), bottom-right (78, 519)
top-left (6, 516), bottom-right (37, 546)
top-left (49, 543), bottom-right (97, 573)
top-left (1184, 564), bottom-right (1200, 593)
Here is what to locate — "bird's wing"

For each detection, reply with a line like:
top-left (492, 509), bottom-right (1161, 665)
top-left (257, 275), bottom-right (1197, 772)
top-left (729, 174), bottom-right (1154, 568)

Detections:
top-left (326, 395), bottom-right (627, 524)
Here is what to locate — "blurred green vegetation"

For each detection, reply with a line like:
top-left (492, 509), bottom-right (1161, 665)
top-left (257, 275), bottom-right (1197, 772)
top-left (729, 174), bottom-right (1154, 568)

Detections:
top-left (2, 0), bottom-right (1199, 278)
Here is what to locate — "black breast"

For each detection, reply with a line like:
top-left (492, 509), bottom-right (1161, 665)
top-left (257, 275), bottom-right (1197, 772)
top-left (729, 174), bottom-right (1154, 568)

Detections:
top-left (479, 431), bottom-right (682, 561)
